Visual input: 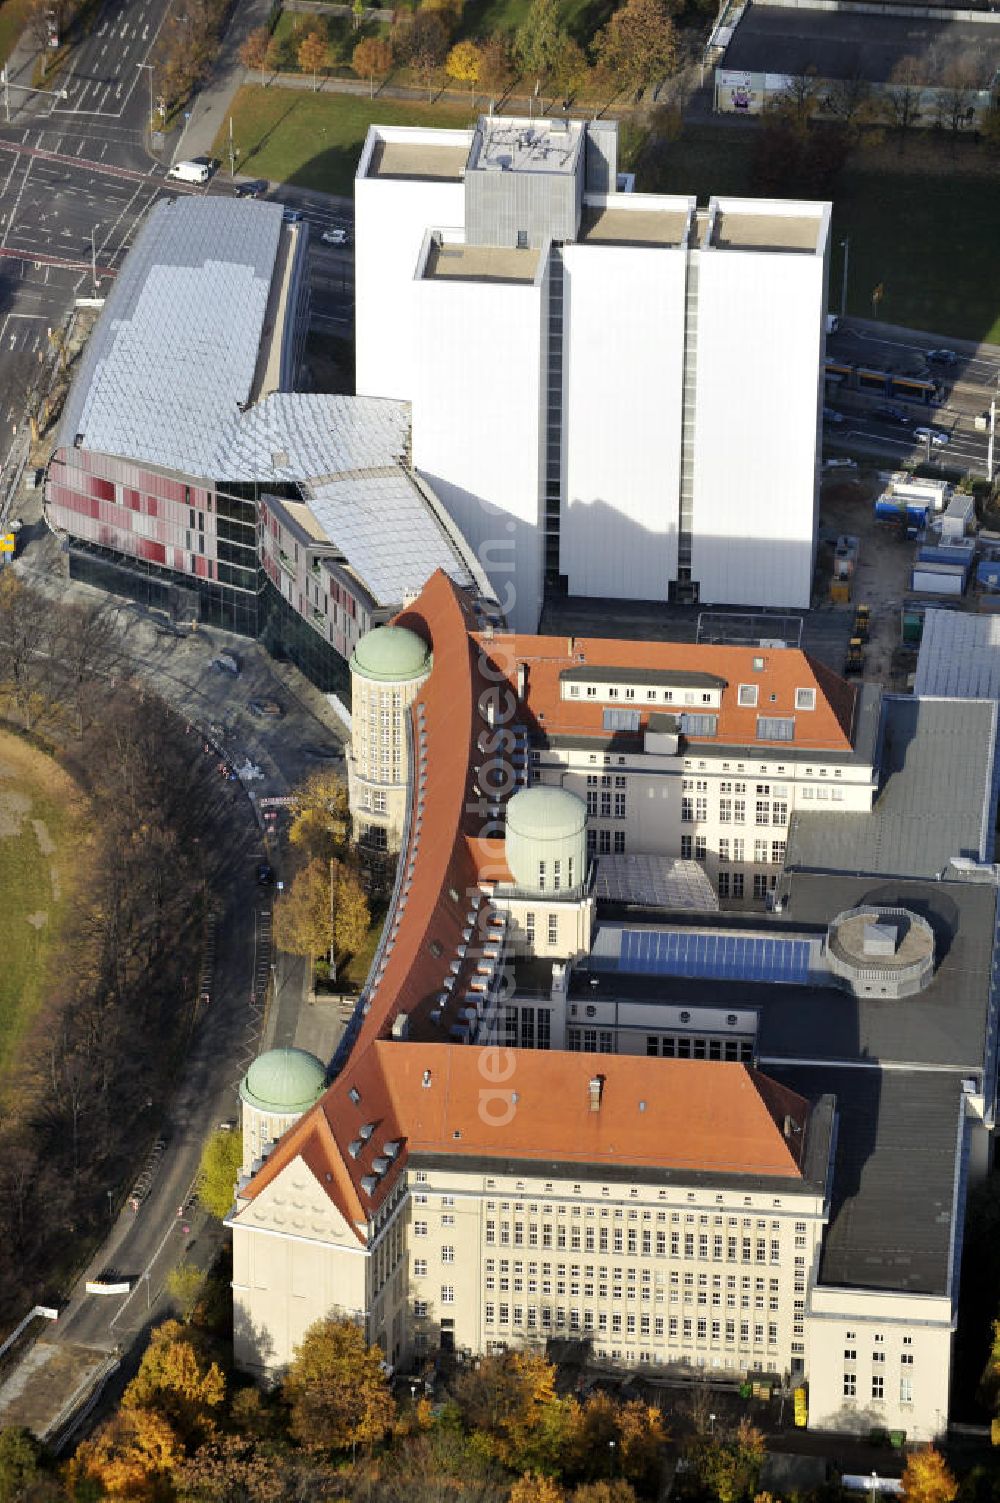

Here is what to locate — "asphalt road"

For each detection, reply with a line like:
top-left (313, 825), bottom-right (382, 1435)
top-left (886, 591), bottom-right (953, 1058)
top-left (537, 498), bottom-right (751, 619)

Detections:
top-left (0, 0), bottom-right (356, 452)
top-left (824, 320), bottom-right (997, 475)
top-left (4, 525), bottom-right (348, 1377)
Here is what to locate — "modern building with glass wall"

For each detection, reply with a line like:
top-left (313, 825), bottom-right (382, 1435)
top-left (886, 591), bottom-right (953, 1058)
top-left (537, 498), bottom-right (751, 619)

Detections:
top-left (45, 196), bottom-right (490, 692)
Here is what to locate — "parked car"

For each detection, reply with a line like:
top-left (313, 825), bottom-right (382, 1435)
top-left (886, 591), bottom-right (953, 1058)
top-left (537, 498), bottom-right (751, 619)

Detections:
top-left (873, 404), bottom-right (911, 426)
top-left (256, 863), bottom-right (275, 885)
top-left (282, 206), bottom-right (303, 224)
top-left (321, 226), bottom-right (349, 246)
top-left (925, 348), bottom-right (958, 366)
top-left (211, 651), bottom-right (241, 675)
top-left (822, 406), bottom-right (845, 426)
top-left (823, 457), bottom-right (857, 471)
top-left (914, 426), bottom-right (950, 447)
top-left (248, 698), bottom-right (284, 718)
top-left (235, 178), bottom-right (268, 199)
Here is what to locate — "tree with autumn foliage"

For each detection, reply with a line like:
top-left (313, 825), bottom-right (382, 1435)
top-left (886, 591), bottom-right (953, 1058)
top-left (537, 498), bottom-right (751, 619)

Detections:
top-left (446, 39), bottom-right (482, 98)
top-left (353, 35), bottom-right (394, 96)
top-left (688, 1419), bottom-right (766, 1503)
top-left (68, 1405), bottom-right (182, 1500)
top-left (283, 1316), bottom-right (395, 1454)
top-left (298, 28), bottom-right (330, 89)
top-left (123, 1319), bottom-right (226, 1449)
top-left (238, 24), bottom-right (271, 82)
top-left (511, 1475), bottom-right (567, 1503)
top-left (572, 1483), bottom-right (639, 1503)
top-left (592, 0), bottom-right (677, 95)
top-left (274, 855), bottom-right (369, 961)
top-left (197, 1127), bottom-right (243, 1219)
top-left (901, 1448), bottom-right (958, 1503)
top-left (455, 1350), bottom-right (577, 1475)
top-left (288, 767), bottom-right (351, 861)
top-left (477, 33), bottom-right (515, 101)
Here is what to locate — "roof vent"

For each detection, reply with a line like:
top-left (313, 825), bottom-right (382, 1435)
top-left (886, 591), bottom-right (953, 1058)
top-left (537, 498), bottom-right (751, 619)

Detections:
top-left (639, 1100), bottom-right (647, 1112)
top-left (348, 1087), bottom-right (361, 1105)
top-left (422, 1069), bottom-right (432, 1088)
top-left (361, 1175), bottom-right (378, 1196)
top-left (864, 920), bottom-right (898, 957)
top-left (588, 1076), bottom-right (603, 1113)
top-left (359, 1123), bottom-right (375, 1142)
top-left (453, 1129), bottom-right (461, 1140)
top-left (348, 1139), bottom-right (363, 1159)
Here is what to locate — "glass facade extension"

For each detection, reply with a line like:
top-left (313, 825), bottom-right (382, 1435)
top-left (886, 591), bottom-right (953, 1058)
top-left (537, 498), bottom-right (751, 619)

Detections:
top-left (68, 540), bottom-right (262, 636)
top-left (258, 577), bottom-right (351, 698)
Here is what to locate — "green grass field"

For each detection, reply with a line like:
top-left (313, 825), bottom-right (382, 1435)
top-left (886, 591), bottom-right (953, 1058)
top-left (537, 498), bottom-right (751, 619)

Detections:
top-left (216, 86), bottom-right (479, 195)
top-left (639, 127), bottom-right (1000, 343)
top-left (0, 731), bottom-right (85, 1080)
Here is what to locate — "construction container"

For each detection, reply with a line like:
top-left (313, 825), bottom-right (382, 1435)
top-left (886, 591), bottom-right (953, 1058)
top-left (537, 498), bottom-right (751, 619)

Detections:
top-left (941, 493), bottom-right (976, 539)
top-left (917, 540), bottom-right (975, 568)
top-left (911, 562), bottom-right (967, 596)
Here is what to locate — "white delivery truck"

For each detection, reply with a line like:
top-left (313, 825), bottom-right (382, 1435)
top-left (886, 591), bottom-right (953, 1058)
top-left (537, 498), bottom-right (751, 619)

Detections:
top-left (168, 160), bottom-right (211, 185)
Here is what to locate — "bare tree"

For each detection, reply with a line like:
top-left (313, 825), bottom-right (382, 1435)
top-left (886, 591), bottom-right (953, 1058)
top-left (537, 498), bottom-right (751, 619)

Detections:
top-left (934, 58), bottom-right (981, 148)
top-left (881, 55), bottom-right (925, 149)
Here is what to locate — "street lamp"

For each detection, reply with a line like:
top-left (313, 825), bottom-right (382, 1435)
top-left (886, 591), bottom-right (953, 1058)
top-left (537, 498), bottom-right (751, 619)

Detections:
top-left (106, 1189), bottom-right (114, 1221)
top-left (709, 1412), bottom-right (716, 1435)
top-left (839, 236), bottom-right (849, 322)
top-left (608, 1439), bottom-right (616, 1478)
top-left (137, 62), bottom-right (154, 134)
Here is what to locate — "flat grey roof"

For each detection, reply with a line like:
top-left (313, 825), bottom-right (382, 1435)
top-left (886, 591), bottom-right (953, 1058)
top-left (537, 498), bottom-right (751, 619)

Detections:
top-left (785, 696), bottom-right (997, 879)
top-left (915, 610), bottom-right (1000, 699)
top-left (424, 242), bottom-right (539, 284)
top-left (576, 874), bottom-right (997, 1073)
top-left (712, 210), bottom-right (819, 253)
top-left (579, 205), bottom-right (689, 248)
top-left (369, 139), bottom-right (468, 180)
top-left (58, 196), bottom-right (285, 478)
top-left (724, 4), bottom-right (999, 82)
top-left (771, 1066), bottom-right (964, 1296)
top-left (469, 117), bottom-right (583, 176)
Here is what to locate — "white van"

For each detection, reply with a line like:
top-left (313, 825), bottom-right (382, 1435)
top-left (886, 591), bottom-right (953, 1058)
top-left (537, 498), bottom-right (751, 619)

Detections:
top-left (168, 160), bottom-right (210, 185)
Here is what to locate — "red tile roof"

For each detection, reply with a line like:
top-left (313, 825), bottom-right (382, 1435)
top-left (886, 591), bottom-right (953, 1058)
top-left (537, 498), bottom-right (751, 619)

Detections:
top-left (473, 632), bottom-right (856, 751)
top-left (239, 572), bottom-right (834, 1233)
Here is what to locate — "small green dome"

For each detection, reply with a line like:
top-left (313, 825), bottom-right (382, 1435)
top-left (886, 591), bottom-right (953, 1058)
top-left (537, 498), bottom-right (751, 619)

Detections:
top-left (506, 785), bottom-right (588, 841)
top-left (240, 1048), bottom-right (326, 1116)
top-left (505, 785), bottom-right (588, 894)
top-left (350, 625), bottom-right (431, 683)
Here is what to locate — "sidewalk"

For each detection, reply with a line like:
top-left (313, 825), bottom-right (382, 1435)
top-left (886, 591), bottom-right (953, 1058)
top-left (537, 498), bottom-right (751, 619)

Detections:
top-left (172, 0), bottom-right (275, 164)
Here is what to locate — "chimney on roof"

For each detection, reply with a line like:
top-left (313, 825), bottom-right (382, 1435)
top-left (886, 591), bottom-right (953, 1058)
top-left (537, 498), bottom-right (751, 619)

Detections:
top-left (588, 1076), bottom-right (604, 1113)
top-left (517, 663), bottom-right (527, 700)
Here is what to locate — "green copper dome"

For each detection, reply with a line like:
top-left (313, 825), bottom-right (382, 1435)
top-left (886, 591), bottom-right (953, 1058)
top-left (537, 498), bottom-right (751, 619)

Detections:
top-left (239, 1048), bottom-right (326, 1116)
top-left (350, 625), bottom-right (431, 684)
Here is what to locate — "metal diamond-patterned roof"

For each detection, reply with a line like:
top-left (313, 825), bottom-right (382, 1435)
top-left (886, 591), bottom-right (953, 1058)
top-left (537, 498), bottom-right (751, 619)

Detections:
top-left (58, 196), bottom-right (284, 477)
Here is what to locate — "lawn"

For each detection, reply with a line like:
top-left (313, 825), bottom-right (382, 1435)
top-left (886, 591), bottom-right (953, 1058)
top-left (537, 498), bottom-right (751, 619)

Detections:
top-left (638, 126), bottom-right (1000, 343)
top-left (0, 0), bottom-right (31, 66)
top-left (0, 730), bottom-right (87, 1081)
top-left (215, 86), bottom-right (480, 196)
top-left (343, 907), bottom-right (387, 989)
